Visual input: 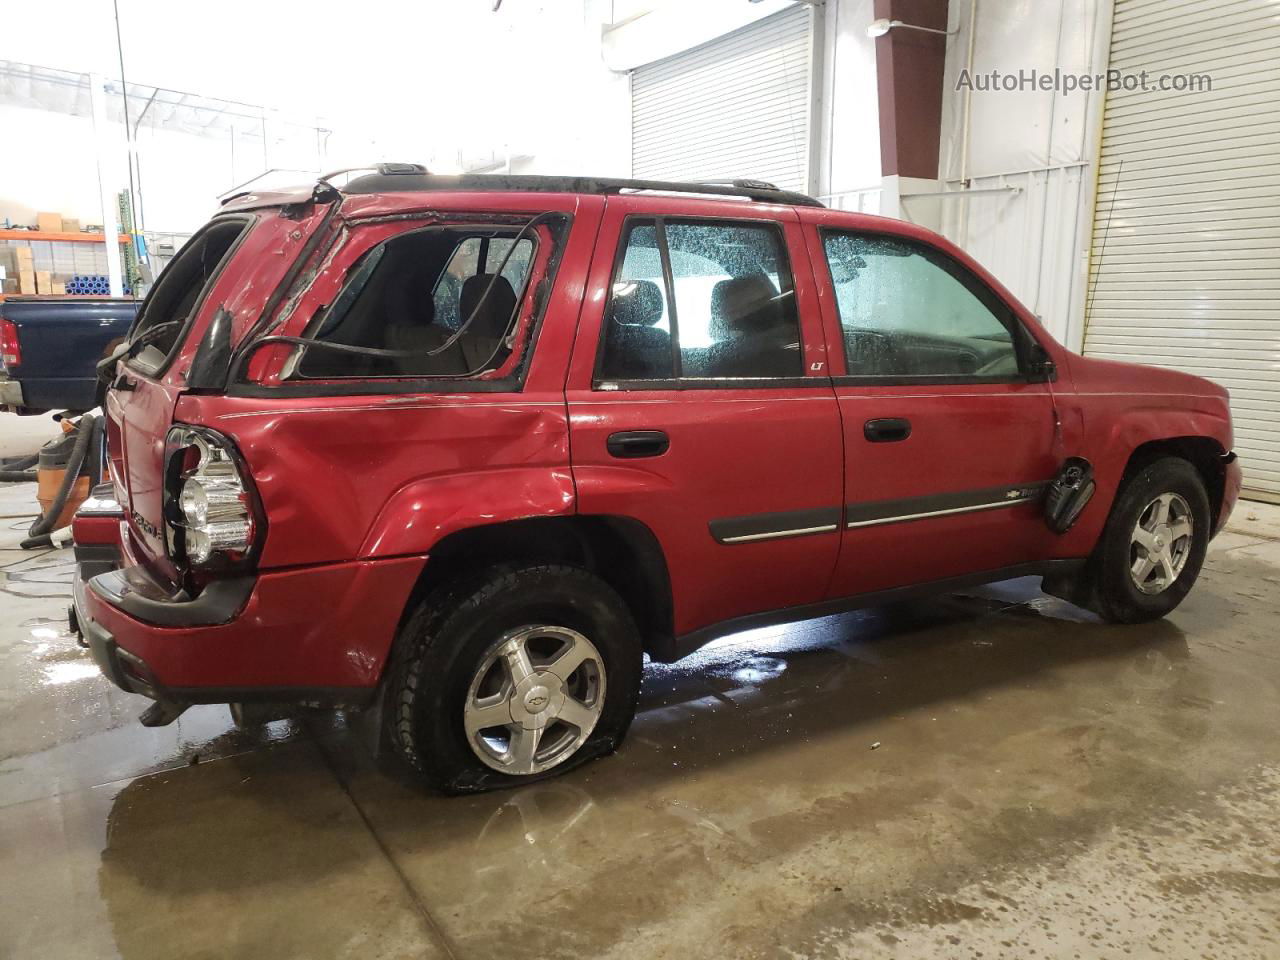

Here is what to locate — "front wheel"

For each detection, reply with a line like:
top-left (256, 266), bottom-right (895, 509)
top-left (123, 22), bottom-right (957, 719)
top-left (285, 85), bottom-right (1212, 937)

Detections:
top-left (1092, 457), bottom-right (1210, 623)
top-left (385, 564), bottom-right (643, 793)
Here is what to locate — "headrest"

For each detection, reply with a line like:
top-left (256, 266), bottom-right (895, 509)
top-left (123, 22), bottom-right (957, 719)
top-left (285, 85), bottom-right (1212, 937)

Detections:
top-left (459, 273), bottom-right (518, 337)
top-left (711, 275), bottom-right (784, 335)
top-left (610, 279), bottom-right (664, 327)
top-left (386, 267), bottom-right (435, 328)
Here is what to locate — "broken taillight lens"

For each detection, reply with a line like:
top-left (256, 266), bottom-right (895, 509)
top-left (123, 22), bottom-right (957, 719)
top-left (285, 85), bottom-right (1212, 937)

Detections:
top-left (163, 425), bottom-right (262, 572)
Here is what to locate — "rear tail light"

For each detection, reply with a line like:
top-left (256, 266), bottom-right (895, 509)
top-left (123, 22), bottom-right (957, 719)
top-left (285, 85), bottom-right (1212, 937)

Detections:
top-left (163, 426), bottom-right (262, 572)
top-left (1, 318), bottom-right (20, 368)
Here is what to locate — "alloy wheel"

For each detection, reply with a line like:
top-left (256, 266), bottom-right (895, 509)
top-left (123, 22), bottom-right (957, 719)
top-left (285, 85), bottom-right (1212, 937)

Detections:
top-left (1129, 492), bottom-right (1194, 595)
top-left (463, 625), bottom-right (606, 775)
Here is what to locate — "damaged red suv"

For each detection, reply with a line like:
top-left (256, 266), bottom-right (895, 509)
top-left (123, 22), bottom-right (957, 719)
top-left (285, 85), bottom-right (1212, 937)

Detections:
top-left (71, 166), bottom-right (1241, 793)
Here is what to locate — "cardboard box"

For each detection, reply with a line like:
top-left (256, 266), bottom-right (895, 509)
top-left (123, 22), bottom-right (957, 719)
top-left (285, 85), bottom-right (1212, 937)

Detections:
top-left (18, 269), bottom-right (37, 294)
top-left (35, 270), bottom-right (52, 294)
top-left (51, 281), bottom-right (66, 295)
top-left (36, 212), bottom-right (63, 233)
top-left (1, 278), bottom-right (17, 295)
top-left (60, 218), bottom-right (81, 233)
top-left (14, 246), bottom-right (34, 267)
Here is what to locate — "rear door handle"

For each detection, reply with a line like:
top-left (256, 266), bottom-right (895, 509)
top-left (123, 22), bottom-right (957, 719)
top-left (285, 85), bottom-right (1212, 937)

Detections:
top-left (607, 430), bottom-right (670, 459)
top-left (864, 418), bottom-right (911, 443)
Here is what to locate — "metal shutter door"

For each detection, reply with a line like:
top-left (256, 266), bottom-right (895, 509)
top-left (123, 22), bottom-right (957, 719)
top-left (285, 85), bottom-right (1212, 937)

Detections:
top-left (1084, 0), bottom-right (1280, 500)
top-left (631, 6), bottom-right (812, 193)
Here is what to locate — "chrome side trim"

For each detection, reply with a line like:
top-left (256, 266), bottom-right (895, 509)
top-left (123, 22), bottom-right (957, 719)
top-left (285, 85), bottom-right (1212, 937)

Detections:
top-left (720, 523), bottom-right (840, 544)
top-left (847, 492), bottom-right (1039, 529)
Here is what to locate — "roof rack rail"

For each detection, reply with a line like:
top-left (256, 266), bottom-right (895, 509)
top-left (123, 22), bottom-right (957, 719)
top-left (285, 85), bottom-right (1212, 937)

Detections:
top-left (337, 171), bottom-right (824, 207)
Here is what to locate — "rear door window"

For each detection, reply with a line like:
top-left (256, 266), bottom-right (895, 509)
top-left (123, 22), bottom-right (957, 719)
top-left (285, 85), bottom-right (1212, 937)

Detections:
top-left (597, 218), bottom-right (802, 383)
top-left (297, 228), bottom-right (536, 379)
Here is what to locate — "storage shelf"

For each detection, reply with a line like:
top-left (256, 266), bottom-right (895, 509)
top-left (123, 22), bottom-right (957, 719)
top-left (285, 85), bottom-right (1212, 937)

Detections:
top-left (0, 293), bottom-right (132, 301)
top-left (0, 229), bottom-right (129, 244)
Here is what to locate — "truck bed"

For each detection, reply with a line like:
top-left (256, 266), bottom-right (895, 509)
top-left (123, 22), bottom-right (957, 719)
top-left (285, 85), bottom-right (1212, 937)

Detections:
top-left (0, 296), bottom-right (139, 414)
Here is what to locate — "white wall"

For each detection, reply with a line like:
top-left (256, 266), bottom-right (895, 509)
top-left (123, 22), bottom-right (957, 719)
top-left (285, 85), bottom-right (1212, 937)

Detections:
top-left (818, 0), bottom-right (882, 211)
top-left (927, 0), bottom-right (1114, 349)
top-left (0, 105), bottom-right (111, 227)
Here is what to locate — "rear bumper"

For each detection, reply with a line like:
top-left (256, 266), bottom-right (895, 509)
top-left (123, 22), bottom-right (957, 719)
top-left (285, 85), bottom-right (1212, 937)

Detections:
top-left (71, 501), bottom-right (425, 704)
top-left (0, 373), bottom-right (23, 408)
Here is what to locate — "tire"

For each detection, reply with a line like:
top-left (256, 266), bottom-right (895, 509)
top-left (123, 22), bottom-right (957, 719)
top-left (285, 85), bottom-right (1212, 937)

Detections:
top-left (384, 563), bottom-right (644, 794)
top-left (1092, 457), bottom-right (1210, 624)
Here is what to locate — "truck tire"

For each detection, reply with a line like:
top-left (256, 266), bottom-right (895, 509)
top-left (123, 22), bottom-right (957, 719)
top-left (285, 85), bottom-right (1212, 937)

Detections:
top-left (385, 563), bottom-right (643, 794)
top-left (1092, 457), bottom-right (1210, 624)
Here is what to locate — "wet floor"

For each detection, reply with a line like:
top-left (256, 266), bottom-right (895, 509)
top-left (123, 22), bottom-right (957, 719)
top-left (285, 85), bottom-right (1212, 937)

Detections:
top-left (2, 473), bottom-right (1279, 959)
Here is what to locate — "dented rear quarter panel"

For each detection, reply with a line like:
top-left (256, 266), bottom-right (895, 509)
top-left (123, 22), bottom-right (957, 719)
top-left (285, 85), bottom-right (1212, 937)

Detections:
top-left (179, 391), bottom-right (575, 568)
top-left (170, 194), bottom-right (604, 571)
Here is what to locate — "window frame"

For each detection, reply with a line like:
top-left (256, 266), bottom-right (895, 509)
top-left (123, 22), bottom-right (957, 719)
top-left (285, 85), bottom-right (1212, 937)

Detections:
top-left (281, 221), bottom-right (544, 385)
top-left (592, 214), bottom-right (817, 391)
top-left (818, 227), bottom-right (1047, 387)
top-left (125, 213), bottom-right (255, 378)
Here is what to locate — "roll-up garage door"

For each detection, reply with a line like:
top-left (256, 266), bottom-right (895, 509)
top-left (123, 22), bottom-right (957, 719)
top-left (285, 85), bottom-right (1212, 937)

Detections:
top-left (631, 5), bottom-right (813, 193)
top-left (1084, 0), bottom-right (1280, 500)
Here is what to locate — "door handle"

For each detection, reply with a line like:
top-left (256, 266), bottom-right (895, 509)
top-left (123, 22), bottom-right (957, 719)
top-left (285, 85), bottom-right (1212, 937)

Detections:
top-left (607, 430), bottom-right (670, 459)
top-left (864, 418), bottom-right (911, 443)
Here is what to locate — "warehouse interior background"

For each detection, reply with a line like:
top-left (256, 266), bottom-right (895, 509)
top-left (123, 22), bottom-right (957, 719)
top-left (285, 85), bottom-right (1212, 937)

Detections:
top-left (2, 0), bottom-right (1272, 499)
top-left (3, 1), bottom-right (1280, 958)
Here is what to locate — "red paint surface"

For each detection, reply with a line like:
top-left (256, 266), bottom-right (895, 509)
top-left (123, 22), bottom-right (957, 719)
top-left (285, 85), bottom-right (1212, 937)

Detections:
top-left (84, 187), bottom-right (1238, 695)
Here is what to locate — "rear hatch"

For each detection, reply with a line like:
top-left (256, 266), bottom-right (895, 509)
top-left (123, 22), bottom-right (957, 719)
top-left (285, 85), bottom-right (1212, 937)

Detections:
top-left (106, 195), bottom-right (334, 583)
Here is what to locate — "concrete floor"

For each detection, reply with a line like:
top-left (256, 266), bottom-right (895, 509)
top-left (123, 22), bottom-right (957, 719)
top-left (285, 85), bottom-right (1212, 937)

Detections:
top-left (2, 420), bottom-right (1279, 959)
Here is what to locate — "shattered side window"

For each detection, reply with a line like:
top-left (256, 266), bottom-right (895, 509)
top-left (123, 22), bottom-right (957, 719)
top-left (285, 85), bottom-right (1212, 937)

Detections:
top-left (296, 228), bottom-right (535, 379)
top-left (596, 218), bottom-right (802, 382)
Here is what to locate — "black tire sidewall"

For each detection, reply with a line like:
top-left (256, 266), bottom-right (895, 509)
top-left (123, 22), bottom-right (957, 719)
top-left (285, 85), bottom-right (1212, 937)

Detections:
top-left (1095, 458), bottom-right (1210, 622)
top-left (392, 564), bottom-right (643, 793)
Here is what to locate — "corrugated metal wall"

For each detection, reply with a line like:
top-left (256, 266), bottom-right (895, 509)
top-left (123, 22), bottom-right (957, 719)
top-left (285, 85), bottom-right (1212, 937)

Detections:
top-left (631, 6), bottom-right (813, 192)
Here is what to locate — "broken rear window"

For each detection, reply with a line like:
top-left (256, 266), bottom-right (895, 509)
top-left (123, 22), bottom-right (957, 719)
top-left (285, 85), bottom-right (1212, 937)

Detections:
top-left (295, 227), bottom-right (536, 379)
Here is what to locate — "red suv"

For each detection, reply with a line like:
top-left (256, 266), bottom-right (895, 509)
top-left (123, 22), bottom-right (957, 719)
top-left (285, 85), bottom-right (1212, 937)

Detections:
top-left (71, 167), bottom-right (1241, 793)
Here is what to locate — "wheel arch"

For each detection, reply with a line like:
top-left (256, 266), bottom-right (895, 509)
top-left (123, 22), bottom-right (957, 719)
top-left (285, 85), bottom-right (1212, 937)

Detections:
top-left (1118, 436), bottom-right (1229, 531)
top-left (391, 514), bottom-right (677, 665)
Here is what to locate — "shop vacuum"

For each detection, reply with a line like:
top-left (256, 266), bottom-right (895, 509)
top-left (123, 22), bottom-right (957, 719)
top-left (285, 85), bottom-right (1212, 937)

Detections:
top-left (0, 412), bottom-right (100, 549)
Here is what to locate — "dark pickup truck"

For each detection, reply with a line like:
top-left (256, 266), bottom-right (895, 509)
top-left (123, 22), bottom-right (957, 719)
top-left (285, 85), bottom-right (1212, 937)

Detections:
top-left (0, 296), bottom-right (139, 414)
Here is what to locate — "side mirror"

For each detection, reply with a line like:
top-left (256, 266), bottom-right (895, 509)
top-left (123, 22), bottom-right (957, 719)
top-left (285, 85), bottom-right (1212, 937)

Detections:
top-left (1027, 343), bottom-right (1056, 383)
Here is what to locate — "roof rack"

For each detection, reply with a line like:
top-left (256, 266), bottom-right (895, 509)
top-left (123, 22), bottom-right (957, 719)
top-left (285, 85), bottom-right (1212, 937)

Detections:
top-left (334, 165), bottom-right (824, 208)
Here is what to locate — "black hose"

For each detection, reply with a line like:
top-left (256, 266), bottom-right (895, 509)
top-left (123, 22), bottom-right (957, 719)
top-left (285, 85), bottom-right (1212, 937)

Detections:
top-left (22, 413), bottom-right (96, 549)
top-left (0, 452), bottom-right (39, 480)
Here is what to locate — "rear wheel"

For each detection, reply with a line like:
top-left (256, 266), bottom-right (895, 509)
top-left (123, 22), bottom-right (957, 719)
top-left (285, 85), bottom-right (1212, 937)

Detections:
top-left (1092, 457), bottom-right (1210, 623)
top-left (385, 564), bottom-right (643, 793)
